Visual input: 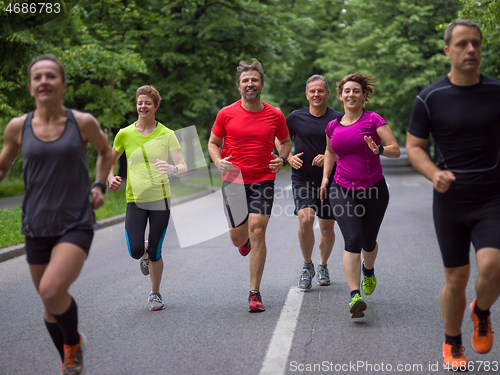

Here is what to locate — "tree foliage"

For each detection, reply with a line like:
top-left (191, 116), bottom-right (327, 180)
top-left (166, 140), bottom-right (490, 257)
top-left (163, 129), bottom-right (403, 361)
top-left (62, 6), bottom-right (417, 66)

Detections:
top-left (458, 0), bottom-right (500, 77)
top-left (125, 0), bottom-right (306, 134)
top-left (315, 0), bottom-right (462, 138)
top-left (267, 0), bottom-right (345, 116)
top-left (3, 0), bottom-right (497, 164)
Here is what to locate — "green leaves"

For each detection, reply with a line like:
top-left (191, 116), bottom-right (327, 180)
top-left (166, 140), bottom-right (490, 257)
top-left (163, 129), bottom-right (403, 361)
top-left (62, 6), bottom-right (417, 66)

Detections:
top-left (315, 0), bottom-right (462, 138)
top-left (459, 0), bottom-right (500, 77)
top-left (3, 0), bottom-right (496, 149)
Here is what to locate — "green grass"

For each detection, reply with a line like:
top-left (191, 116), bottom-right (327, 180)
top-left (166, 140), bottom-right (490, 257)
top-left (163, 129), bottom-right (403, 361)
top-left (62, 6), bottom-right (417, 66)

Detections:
top-left (0, 176), bottom-right (24, 198)
top-left (0, 207), bottom-right (25, 247)
top-left (95, 189), bottom-right (127, 221)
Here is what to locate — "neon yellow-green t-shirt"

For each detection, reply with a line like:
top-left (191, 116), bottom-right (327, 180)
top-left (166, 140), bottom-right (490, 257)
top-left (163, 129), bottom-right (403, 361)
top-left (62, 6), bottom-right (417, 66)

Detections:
top-left (113, 122), bottom-right (181, 203)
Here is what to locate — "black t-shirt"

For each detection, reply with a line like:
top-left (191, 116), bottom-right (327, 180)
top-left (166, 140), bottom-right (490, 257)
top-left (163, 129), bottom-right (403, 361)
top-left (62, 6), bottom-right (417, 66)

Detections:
top-left (287, 107), bottom-right (343, 186)
top-left (408, 74), bottom-right (500, 193)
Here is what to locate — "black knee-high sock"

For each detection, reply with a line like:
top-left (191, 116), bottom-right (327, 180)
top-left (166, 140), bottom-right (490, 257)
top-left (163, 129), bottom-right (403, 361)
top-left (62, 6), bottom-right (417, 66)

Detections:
top-left (53, 297), bottom-right (80, 346)
top-left (44, 320), bottom-right (64, 362)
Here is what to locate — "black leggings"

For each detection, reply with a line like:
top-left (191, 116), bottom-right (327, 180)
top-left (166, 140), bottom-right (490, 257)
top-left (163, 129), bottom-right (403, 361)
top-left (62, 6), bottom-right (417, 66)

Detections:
top-left (328, 178), bottom-right (389, 253)
top-left (125, 199), bottom-right (170, 261)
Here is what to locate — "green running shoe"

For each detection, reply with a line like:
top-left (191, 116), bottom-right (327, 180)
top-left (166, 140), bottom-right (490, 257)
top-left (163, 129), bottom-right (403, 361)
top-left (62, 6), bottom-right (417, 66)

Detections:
top-left (362, 274), bottom-right (377, 295)
top-left (349, 294), bottom-right (367, 318)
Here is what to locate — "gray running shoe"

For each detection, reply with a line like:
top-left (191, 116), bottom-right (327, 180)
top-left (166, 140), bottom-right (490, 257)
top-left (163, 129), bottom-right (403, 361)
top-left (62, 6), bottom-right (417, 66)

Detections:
top-left (148, 292), bottom-right (165, 311)
top-left (317, 264), bottom-right (331, 286)
top-left (140, 240), bottom-right (149, 275)
top-left (140, 257), bottom-right (149, 276)
top-left (298, 264), bottom-right (315, 289)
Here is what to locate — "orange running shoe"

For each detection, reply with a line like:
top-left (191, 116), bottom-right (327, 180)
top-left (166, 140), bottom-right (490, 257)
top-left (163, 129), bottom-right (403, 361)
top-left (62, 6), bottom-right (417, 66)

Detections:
top-left (63, 333), bottom-right (87, 375)
top-left (442, 340), bottom-right (468, 371)
top-left (470, 299), bottom-right (494, 354)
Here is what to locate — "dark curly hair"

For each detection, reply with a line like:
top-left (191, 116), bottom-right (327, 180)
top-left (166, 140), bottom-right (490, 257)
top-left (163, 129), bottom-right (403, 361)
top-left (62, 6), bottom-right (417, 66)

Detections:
top-left (336, 73), bottom-right (375, 102)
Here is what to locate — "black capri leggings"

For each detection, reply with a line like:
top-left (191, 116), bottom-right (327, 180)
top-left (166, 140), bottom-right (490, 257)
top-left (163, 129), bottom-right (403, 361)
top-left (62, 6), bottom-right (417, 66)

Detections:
top-left (125, 199), bottom-right (170, 262)
top-left (328, 177), bottom-right (389, 253)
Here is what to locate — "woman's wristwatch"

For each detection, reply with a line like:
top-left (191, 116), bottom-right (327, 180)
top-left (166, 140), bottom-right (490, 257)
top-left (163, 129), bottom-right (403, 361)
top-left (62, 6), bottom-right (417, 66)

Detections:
top-left (378, 144), bottom-right (384, 156)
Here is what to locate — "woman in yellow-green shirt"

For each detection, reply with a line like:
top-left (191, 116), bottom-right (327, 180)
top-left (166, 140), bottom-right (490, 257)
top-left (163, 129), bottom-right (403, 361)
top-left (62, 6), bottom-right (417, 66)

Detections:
top-left (108, 85), bottom-right (187, 311)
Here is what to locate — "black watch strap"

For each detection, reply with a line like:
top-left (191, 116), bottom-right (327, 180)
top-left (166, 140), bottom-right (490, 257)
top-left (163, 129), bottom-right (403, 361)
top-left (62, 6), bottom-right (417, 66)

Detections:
top-left (92, 181), bottom-right (107, 194)
top-left (378, 144), bottom-right (384, 156)
top-left (280, 156), bottom-right (288, 166)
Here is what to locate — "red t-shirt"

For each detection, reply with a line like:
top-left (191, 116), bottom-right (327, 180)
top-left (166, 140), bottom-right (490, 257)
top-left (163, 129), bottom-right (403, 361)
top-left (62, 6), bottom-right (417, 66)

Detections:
top-left (212, 100), bottom-right (289, 184)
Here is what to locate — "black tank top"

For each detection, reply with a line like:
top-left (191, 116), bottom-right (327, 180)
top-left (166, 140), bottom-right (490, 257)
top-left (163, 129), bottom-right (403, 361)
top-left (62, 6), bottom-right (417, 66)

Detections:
top-left (21, 108), bottom-right (94, 237)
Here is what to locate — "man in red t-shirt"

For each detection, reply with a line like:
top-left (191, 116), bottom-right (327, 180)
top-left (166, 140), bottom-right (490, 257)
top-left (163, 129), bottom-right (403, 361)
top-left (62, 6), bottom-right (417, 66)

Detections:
top-left (208, 58), bottom-right (291, 312)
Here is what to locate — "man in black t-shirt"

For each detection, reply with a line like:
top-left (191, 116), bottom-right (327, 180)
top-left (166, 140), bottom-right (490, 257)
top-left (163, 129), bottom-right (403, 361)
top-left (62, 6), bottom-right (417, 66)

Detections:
top-left (285, 75), bottom-right (342, 289)
top-left (407, 20), bottom-right (500, 370)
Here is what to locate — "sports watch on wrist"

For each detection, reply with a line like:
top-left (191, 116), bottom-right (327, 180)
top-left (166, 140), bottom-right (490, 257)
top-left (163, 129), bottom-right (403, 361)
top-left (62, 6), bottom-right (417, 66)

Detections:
top-left (377, 144), bottom-right (384, 156)
top-left (92, 181), bottom-right (107, 194)
top-left (280, 156), bottom-right (288, 166)
top-left (173, 165), bottom-right (178, 174)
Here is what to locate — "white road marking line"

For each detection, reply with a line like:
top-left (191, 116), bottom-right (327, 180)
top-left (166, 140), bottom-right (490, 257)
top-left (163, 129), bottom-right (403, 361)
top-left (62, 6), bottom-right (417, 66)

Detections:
top-left (259, 287), bottom-right (304, 375)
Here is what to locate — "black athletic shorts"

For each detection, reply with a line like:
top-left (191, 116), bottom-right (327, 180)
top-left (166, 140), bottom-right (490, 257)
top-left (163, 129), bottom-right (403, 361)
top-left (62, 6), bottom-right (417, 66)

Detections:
top-left (293, 182), bottom-right (335, 220)
top-left (25, 228), bottom-right (94, 265)
top-left (433, 189), bottom-right (500, 268)
top-left (221, 180), bottom-right (275, 228)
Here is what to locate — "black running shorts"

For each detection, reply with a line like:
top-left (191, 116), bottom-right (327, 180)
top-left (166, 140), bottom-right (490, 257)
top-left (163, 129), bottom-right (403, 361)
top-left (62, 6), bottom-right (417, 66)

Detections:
top-left (25, 228), bottom-right (94, 265)
top-left (293, 182), bottom-right (335, 220)
top-left (433, 189), bottom-right (500, 268)
top-left (222, 180), bottom-right (275, 228)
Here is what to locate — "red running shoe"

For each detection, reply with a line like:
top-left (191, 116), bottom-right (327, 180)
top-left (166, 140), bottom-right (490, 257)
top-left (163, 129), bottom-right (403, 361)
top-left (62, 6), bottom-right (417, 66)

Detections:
top-left (238, 239), bottom-right (251, 256)
top-left (248, 291), bottom-right (265, 312)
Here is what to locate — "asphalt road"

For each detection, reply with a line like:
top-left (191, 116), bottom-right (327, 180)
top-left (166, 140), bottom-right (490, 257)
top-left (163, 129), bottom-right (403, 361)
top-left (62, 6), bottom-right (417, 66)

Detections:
top-left (1, 161), bottom-right (499, 375)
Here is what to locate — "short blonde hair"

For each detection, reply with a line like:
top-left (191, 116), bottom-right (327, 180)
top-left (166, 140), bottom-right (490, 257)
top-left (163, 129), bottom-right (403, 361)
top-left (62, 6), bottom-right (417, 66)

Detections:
top-left (136, 85), bottom-right (162, 107)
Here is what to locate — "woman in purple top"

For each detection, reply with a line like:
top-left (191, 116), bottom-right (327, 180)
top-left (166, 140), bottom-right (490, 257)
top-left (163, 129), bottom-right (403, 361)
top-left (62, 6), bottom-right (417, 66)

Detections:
top-left (320, 73), bottom-right (400, 318)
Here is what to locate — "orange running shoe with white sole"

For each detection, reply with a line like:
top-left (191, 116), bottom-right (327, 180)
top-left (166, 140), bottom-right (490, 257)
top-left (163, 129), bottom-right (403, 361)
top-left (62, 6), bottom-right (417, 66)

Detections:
top-left (470, 299), bottom-right (493, 354)
top-left (443, 340), bottom-right (468, 371)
